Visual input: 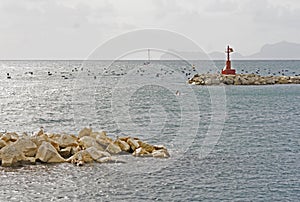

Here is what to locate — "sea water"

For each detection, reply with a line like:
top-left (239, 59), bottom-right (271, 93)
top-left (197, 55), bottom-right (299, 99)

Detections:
top-left (0, 60), bottom-right (299, 201)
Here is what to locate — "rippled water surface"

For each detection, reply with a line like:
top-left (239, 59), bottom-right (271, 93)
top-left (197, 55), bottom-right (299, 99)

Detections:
top-left (0, 60), bottom-right (299, 201)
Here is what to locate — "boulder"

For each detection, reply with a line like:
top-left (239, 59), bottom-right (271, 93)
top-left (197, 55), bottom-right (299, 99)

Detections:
top-left (78, 127), bottom-right (92, 138)
top-left (68, 150), bottom-right (94, 164)
top-left (72, 146), bottom-right (82, 155)
top-left (222, 76), bottom-right (234, 85)
top-left (37, 129), bottom-right (44, 136)
top-left (90, 132), bottom-right (100, 139)
top-left (0, 137), bottom-right (37, 167)
top-left (15, 137), bottom-right (37, 157)
top-left (85, 147), bottom-right (111, 161)
top-left (138, 141), bottom-right (155, 153)
top-left (132, 147), bottom-right (151, 157)
top-left (291, 77), bottom-right (300, 84)
top-left (277, 77), bottom-right (289, 84)
top-left (115, 139), bottom-right (130, 152)
top-left (1, 133), bottom-right (12, 142)
top-left (47, 133), bottom-right (60, 140)
top-left (31, 132), bottom-right (60, 152)
top-left (49, 140), bottom-right (60, 152)
top-left (240, 77), bottom-right (248, 85)
top-left (118, 136), bottom-right (130, 142)
top-left (234, 77), bottom-right (242, 85)
top-left (152, 149), bottom-right (170, 158)
top-left (0, 139), bottom-right (7, 149)
top-left (106, 143), bottom-right (122, 154)
top-left (153, 145), bottom-right (167, 150)
top-left (254, 81), bottom-right (261, 85)
top-left (204, 78), bottom-right (212, 85)
top-left (211, 77), bottom-right (221, 85)
top-left (57, 134), bottom-right (78, 147)
top-left (0, 147), bottom-right (27, 167)
top-left (95, 134), bottom-right (113, 147)
top-left (265, 77), bottom-right (275, 85)
top-left (30, 133), bottom-right (49, 148)
top-left (90, 130), bottom-right (107, 139)
top-left (79, 136), bottom-right (105, 151)
top-left (127, 138), bottom-right (140, 151)
top-left (36, 142), bottom-right (65, 163)
top-left (9, 132), bottom-right (19, 142)
top-left (96, 156), bottom-right (120, 163)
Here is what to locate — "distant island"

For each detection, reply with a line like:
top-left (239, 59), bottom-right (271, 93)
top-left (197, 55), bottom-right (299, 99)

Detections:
top-left (161, 41), bottom-right (300, 60)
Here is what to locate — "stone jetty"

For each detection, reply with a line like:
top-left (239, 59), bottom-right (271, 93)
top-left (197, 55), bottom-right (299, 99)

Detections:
top-left (0, 128), bottom-right (170, 167)
top-left (188, 74), bottom-right (300, 85)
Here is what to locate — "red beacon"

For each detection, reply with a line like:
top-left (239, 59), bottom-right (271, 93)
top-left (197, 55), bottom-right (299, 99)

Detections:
top-left (221, 45), bottom-right (236, 75)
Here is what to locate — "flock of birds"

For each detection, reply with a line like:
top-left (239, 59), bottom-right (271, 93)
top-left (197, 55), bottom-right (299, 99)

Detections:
top-left (239, 68), bottom-right (299, 76)
top-left (4, 63), bottom-right (196, 80)
top-left (5, 67), bottom-right (83, 80)
top-left (4, 63), bottom-right (300, 80)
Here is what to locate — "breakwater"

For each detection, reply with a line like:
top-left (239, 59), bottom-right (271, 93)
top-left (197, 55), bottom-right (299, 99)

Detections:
top-left (0, 128), bottom-right (169, 167)
top-left (188, 74), bottom-right (300, 85)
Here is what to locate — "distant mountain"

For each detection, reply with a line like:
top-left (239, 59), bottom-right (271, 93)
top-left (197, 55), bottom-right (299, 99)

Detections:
top-left (160, 49), bottom-right (243, 60)
top-left (160, 41), bottom-right (300, 60)
top-left (209, 51), bottom-right (244, 60)
top-left (248, 41), bottom-right (300, 59)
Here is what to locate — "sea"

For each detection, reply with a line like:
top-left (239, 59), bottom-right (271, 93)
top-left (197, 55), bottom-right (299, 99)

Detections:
top-left (0, 60), bottom-right (299, 201)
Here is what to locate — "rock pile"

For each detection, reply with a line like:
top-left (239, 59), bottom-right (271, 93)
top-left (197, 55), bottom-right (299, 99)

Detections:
top-left (0, 128), bottom-right (170, 167)
top-left (188, 74), bottom-right (300, 85)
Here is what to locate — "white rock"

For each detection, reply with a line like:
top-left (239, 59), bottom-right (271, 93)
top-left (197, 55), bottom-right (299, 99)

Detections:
top-left (79, 136), bottom-right (105, 151)
top-left (152, 149), bottom-right (170, 158)
top-left (0, 139), bottom-right (7, 149)
top-left (127, 138), bottom-right (139, 151)
top-left (0, 137), bottom-right (37, 166)
top-left (78, 127), bottom-right (92, 138)
top-left (36, 141), bottom-right (65, 163)
top-left (16, 137), bottom-right (37, 157)
top-left (106, 143), bottom-right (122, 154)
top-left (68, 150), bottom-right (94, 164)
top-left (85, 147), bottom-right (111, 160)
top-left (132, 147), bottom-right (151, 157)
top-left (0, 144), bottom-right (26, 166)
top-left (57, 134), bottom-right (78, 147)
top-left (96, 156), bottom-right (120, 163)
top-left (1, 133), bottom-right (11, 142)
top-left (115, 139), bottom-right (130, 152)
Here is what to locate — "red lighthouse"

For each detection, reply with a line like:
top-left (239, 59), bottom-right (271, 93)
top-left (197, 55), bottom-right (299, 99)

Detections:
top-left (221, 45), bottom-right (236, 75)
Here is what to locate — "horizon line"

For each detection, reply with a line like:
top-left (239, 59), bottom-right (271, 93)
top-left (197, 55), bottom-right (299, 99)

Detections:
top-left (1, 59), bottom-right (300, 61)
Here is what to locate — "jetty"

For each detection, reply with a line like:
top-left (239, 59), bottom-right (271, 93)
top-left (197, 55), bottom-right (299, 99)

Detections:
top-left (0, 128), bottom-right (169, 167)
top-left (188, 73), bottom-right (300, 85)
top-left (188, 45), bottom-right (300, 85)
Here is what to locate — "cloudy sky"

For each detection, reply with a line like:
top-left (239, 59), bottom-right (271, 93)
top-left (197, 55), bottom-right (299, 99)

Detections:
top-left (0, 0), bottom-right (299, 59)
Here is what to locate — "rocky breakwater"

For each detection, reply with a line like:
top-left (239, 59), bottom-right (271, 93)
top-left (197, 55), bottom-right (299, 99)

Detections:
top-left (0, 128), bottom-right (170, 167)
top-left (188, 74), bottom-right (300, 85)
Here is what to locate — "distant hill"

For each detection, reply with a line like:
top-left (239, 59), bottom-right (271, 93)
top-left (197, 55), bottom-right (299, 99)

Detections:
top-left (160, 49), bottom-right (243, 60)
top-left (248, 41), bottom-right (300, 59)
top-left (160, 41), bottom-right (300, 60)
top-left (209, 51), bottom-right (244, 60)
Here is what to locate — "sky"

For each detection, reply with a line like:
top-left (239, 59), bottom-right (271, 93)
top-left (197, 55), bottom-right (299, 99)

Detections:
top-left (0, 0), bottom-right (300, 59)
